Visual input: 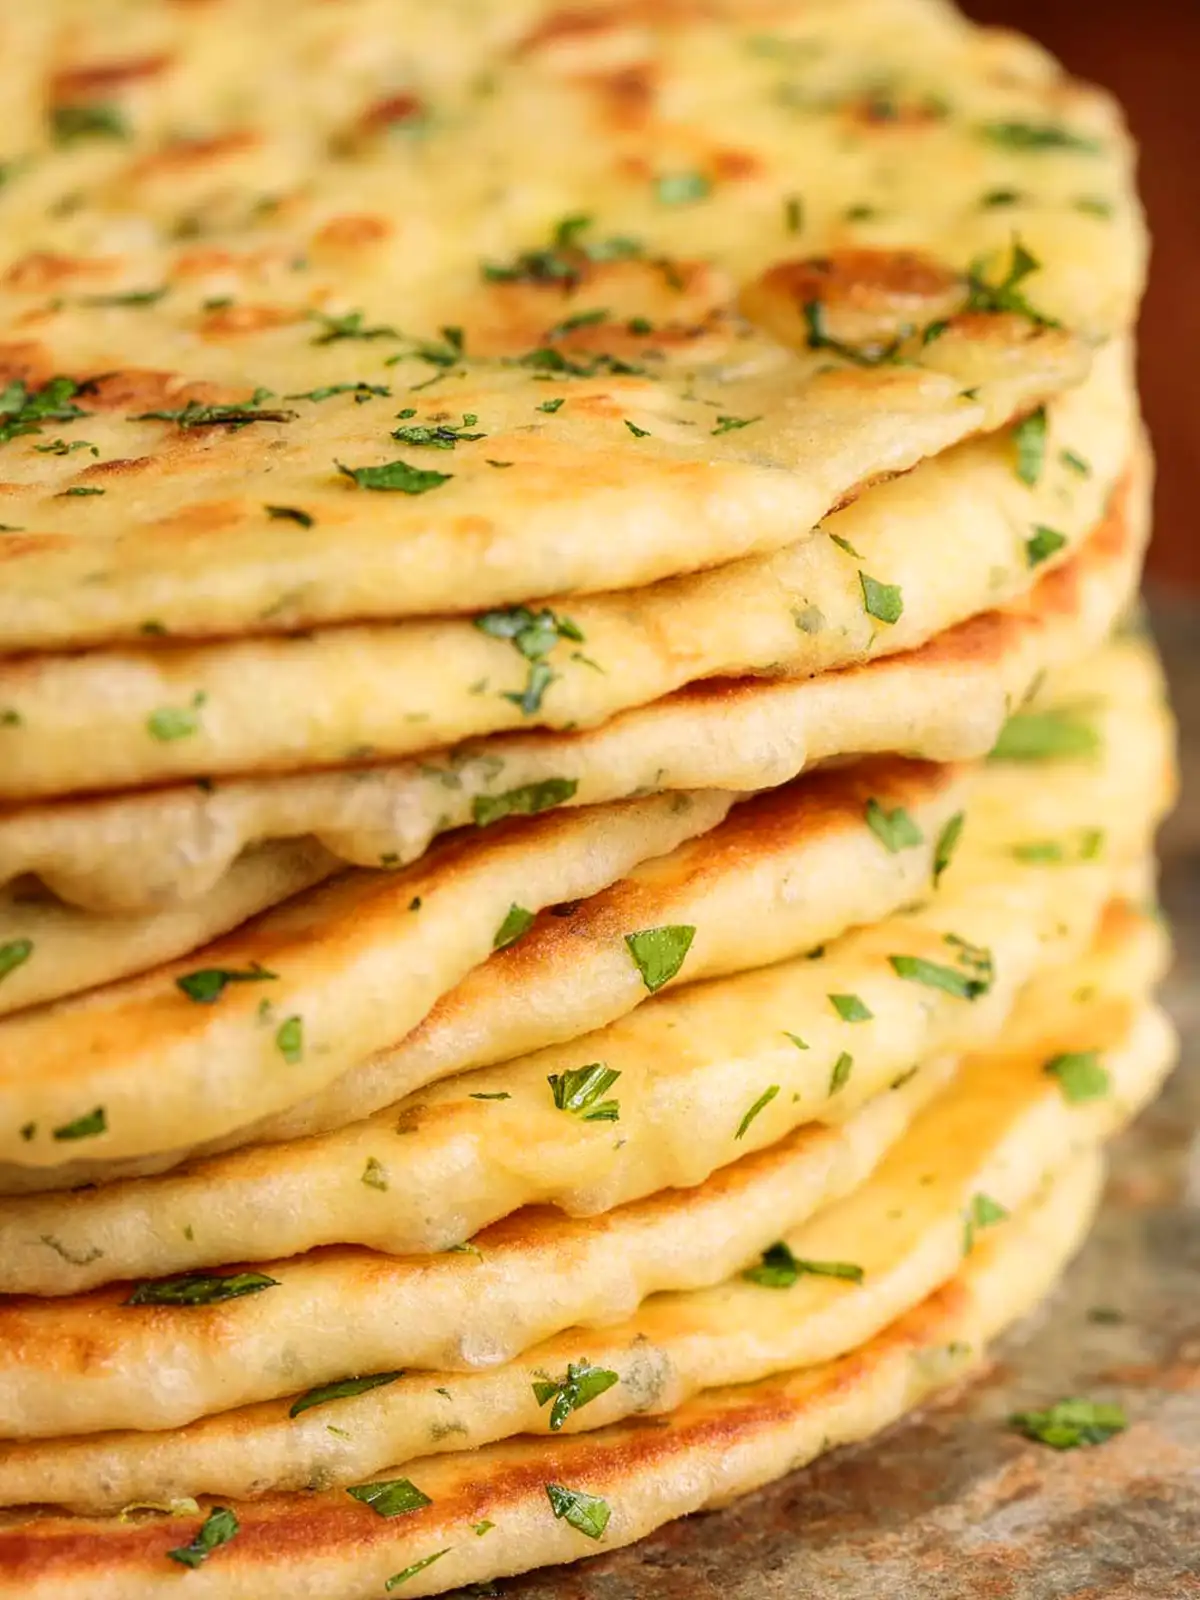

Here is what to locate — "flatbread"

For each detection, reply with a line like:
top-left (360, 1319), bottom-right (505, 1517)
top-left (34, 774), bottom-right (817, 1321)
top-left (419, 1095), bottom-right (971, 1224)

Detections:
top-left (0, 789), bottom-right (734, 1170)
top-left (0, 346), bottom-right (1135, 802)
top-left (0, 392), bottom-right (1148, 918)
top-left (0, 631), bottom-right (1171, 1286)
top-left (0, 0), bottom-right (1142, 655)
top-left (0, 1150), bottom-right (1107, 1598)
top-left (0, 842), bottom-right (337, 1019)
top-left (0, 897), bottom-right (1170, 1510)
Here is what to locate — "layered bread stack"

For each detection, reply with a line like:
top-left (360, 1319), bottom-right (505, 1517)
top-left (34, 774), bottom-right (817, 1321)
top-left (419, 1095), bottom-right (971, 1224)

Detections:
top-left (0, 2), bottom-right (1174, 1594)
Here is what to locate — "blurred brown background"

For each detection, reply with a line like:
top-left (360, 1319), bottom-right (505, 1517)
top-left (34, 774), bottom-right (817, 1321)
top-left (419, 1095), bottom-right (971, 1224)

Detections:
top-left (963, 0), bottom-right (1199, 590)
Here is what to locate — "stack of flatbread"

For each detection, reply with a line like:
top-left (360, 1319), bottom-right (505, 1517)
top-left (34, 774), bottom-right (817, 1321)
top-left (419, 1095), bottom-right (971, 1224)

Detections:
top-left (0, 1), bottom-right (1174, 1594)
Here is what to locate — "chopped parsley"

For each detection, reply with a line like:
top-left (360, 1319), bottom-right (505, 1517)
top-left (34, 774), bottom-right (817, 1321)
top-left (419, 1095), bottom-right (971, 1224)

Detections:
top-left (494, 903), bottom-right (535, 950)
top-left (133, 391), bottom-right (297, 429)
top-left (1044, 1050), bottom-right (1110, 1104)
top-left (538, 397), bottom-right (565, 413)
top-left (654, 170), bottom-right (712, 206)
top-left (175, 962), bottom-right (278, 1004)
top-left (981, 187), bottom-right (1024, 208)
top-left (829, 993), bottom-right (873, 1023)
top-left (735, 1084), bottom-right (780, 1140)
top-left (1026, 526), bottom-right (1067, 567)
top-left (624, 924), bottom-right (696, 992)
top-left (624, 419), bottom-right (651, 438)
top-left (472, 777), bottom-right (577, 826)
top-left (830, 1052), bottom-right (854, 1094)
top-left (275, 1016), bottom-right (303, 1064)
top-left (336, 458), bottom-right (451, 494)
top-left (785, 195), bottom-right (805, 233)
top-left (1074, 196), bottom-right (1113, 218)
top-left (148, 700), bottom-right (204, 742)
top-left (965, 240), bottom-right (1057, 328)
top-left (829, 533), bottom-right (864, 558)
top-left (866, 799), bottom-right (924, 853)
top-left (0, 375), bottom-right (89, 446)
top-left (963, 1191), bottom-right (1009, 1254)
top-left (934, 812), bottom-right (965, 885)
top-left (58, 485), bottom-right (105, 497)
top-left (860, 572), bottom-right (904, 624)
top-left (346, 1478), bottom-right (431, 1518)
top-left (127, 1271), bottom-right (279, 1307)
top-left (385, 1550), bottom-right (451, 1590)
top-left (469, 1092), bottom-right (512, 1101)
top-left (289, 1371), bottom-right (403, 1418)
top-left (889, 937), bottom-right (994, 1000)
top-left (1009, 1397), bottom-right (1127, 1449)
top-left (51, 102), bottom-right (130, 145)
top-left (81, 286), bottom-right (168, 308)
top-left (265, 504), bottom-right (314, 527)
top-left (0, 939), bottom-right (33, 985)
top-left (545, 1483), bottom-right (611, 1540)
top-left (533, 1361), bottom-right (619, 1430)
top-left (1012, 839), bottom-right (1066, 863)
top-left (362, 1157), bottom-right (389, 1190)
top-left (547, 307), bottom-right (610, 339)
top-left (990, 707), bottom-right (1100, 762)
top-left (52, 1106), bottom-right (106, 1142)
top-left (712, 414), bottom-right (761, 435)
top-left (1061, 448), bottom-right (1091, 476)
top-left (475, 604), bottom-right (583, 717)
top-left (548, 1063), bottom-right (621, 1123)
top-left (784, 1032), bottom-right (809, 1052)
top-left (744, 1241), bottom-right (864, 1288)
top-left (392, 415), bottom-right (486, 448)
top-left (980, 121), bottom-right (1102, 154)
top-left (35, 437), bottom-right (97, 455)
top-left (1013, 407), bottom-right (1047, 486)
top-left (286, 382), bottom-right (391, 402)
top-left (167, 1507), bottom-right (239, 1569)
top-left (308, 309), bottom-right (399, 345)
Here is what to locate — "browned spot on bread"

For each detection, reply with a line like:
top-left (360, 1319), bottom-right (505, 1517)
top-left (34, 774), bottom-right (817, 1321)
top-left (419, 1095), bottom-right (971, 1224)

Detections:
top-left (0, 533), bottom-right (76, 562)
top-left (197, 303), bottom-right (303, 339)
top-left (582, 63), bottom-right (659, 127)
top-left (844, 91), bottom-right (949, 129)
top-left (358, 92), bottom-right (426, 133)
top-left (130, 131), bottom-right (260, 178)
top-left (313, 214), bottom-right (393, 250)
top-left (744, 248), bottom-right (966, 352)
top-left (4, 254), bottom-right (118, 292)
top-left (50, 54), bottom-right (171, 101)
top-left (76, 456), bottom-right (155, 481)
top-left (519, 0), bottom-right (718, 54)
top-left (73, 369), bottom-right (216, 414)
top-left (0, 343), bottom-right (55, 387)
top-left (713, 147), bottom-right (764, 181)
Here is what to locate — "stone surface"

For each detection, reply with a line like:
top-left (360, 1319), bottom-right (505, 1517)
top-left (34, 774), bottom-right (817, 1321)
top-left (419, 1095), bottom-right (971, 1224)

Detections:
top-left (475, 600), bottom-right (1200, 1599)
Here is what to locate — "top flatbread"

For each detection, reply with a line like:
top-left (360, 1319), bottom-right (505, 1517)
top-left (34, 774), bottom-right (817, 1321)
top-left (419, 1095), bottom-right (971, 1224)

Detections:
top-left (0, 0), bottom-right (1142, 651)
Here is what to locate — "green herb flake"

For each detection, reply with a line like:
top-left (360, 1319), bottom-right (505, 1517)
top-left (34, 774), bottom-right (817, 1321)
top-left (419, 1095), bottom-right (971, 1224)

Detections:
top-left (275, 1015), bottom-right (303, 1064)
top-left (980, 121), bottom-right (1102, 154)
top-left (473, 1520), bottom-right (496, 1536)
top-left (963, 1191), bottom-right (1009, 1254)
top-left (175, 963), bottom-right (278, 1005)
top-left (735, 1084), bottom-right (780, 1140)
top-left (133, 389), bottom-right (296, 430)
top-left (533, 1361), bottom-right (620, 1430)
top-left (654, 171), bottom-right (712, 206)
top-left (265, 504), bottom-right (314, 527)
top-left (981, 187), bottom-right (1023, 208)
top-left (127, 1271), bottom-right (279, 1307)
top-left (392, 416), bottom-right (486, 449)
top-left (784, 195), bottom-right (805, 233)
top-left (308, 309), bottom-right (399, 345)
top-left (475, 603), bottom-right (584, 717)
top-left (548, 1063), bottom-right (621, 1124)
top-left (965, 239), bottom-right (1057, 328)
top-left (51, 102), bottom-right (130, 146)
top-left (58, 484), bottom-right (105, 497)
top-left (1009, 1397), bottom-right (1127, 1450)
top-left (803, 299), bottom-right (905, 367)
top-left (830, 1052), bottom-right (854, 1094)
top-left (289, 1371), bottom-right (403, 1418)
top-left (990, 708), bottom-right (1100, 763)
top-left (1026, 525), bottom-right (1067, 567)
top-left (472, 777), bottom-right (578, 827)
top-left (934, 812), bottom-right (965, 885)
top-left (286, 382), bottom-right (391, 403)
top-left (784, 1031), bottom-right (809, 1052)
top-left (0, 375), bottom-right (89, 447)
top-left (888, 948), bottom-right (993, 1001)
top-left (167, 1507), bottom-right (239, 1569)
top-left (385, 1550), bottom-right (451, 1590)
top-left (52, 1106), bottom-right (106, 1142)
top-left (337, 458), bottom-right (451, 494)
top-left (469, 1092), bottom-right (512, 1101)
top-left (712, 414), bottom-right (761, 435)
top-left (1044, 1050), bottom-right (1110, 1104)
top-left (494, 903), bottom-right (535, 950)
top-left (866, 798), bottom-right (924, 854)
top-left (81, 286), bottom-right (168, 308)
top-left (744, 1241), bottom-right (864, 1289)
top-left (624, 925), bottom-right (696, 993)
top-left (545, 1482), bottom-right (611, 1540)
top-left (1061, 448), bottom-right (1091, 476)
top-left (547, 308), bottom-right (610, 339)
top-left (829, 993), bottom-right (873, 1024)
top-left (860, 571), bottom-right (904, 625)
top-left (1013, 407), bottom-right (1047, 486)
top-left (538, 397), bottom-right (565, 413)
top-left (147, 693), bottom-right (208, 743)
top-left (361, 1157), bottom-right (389, 1190)
top-left (0, 939), bottom-right (33, 985)
top-left (35, 437), bottom-right (98, 455)
top-left (828, 533), bottom-right (864, 559)
top-left (346, 1477), bottom-right (431, 1518)
top-left (624, 419), bottom-right (651, 438)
